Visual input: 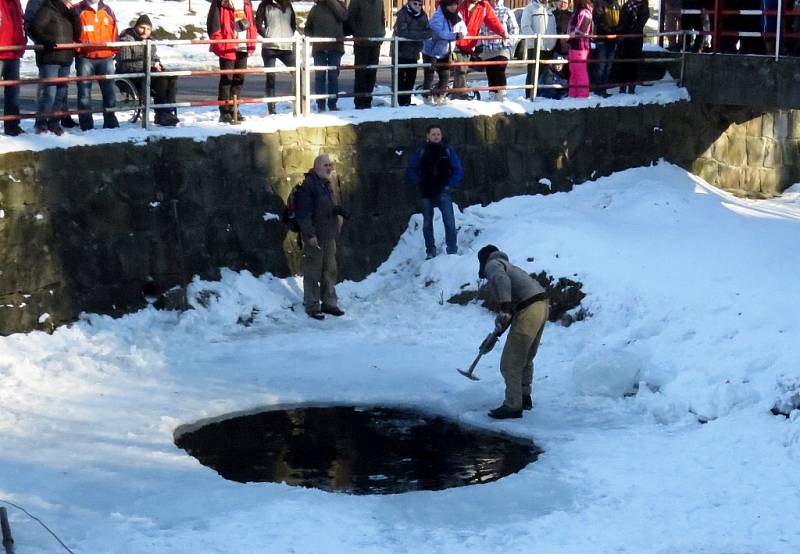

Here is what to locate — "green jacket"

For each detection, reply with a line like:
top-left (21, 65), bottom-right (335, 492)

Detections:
top-left (347, 0), bottom-right (385, 38)
top-left (305, 0), bottom-right (348, 53)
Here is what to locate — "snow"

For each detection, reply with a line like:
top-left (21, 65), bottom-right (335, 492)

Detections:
top-left (2, 163), bottom-right (800, 553)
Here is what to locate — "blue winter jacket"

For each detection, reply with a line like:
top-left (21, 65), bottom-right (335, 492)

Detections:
top-left (421, 7), bottom-right (463, 59)
top-left (405, 142), bottom-right (464, 193)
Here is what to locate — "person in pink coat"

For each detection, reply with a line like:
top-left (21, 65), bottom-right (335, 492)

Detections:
top-left (567, 0), bottom-right (593, 98)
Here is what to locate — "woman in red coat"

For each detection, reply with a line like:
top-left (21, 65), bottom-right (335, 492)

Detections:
top-left (0, 0), bottom-right (26, 136)
top-left (452, 0), bottom-right (507, 99)
top-left (207, 0), bottom-right (257, 124)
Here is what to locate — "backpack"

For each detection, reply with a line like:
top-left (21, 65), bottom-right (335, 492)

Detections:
top-left (281, 184), bottom-right (303, 233)
top-left (601, 0), bottom-right (621, 30)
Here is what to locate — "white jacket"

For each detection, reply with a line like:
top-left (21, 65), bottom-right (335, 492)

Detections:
top-left (519, 0), bottom-right (556, 51)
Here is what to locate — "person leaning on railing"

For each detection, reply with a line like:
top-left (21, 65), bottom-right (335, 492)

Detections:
top-left (347, 0), bottom-right (385, 109)
top-left (255, 0), bottom-right (296, 115)
top-left (615, 0), bottom-right (648, 94)
top-left (519, 0), bottom-right (556, 99)
top-left (116, 15), bottom-right (179, 126)
top-left (207, 0), bottom-right (257, 124)
top-left (567, 0), bottom-right (592, 98)
top-left (453, 0), bottom-right (508, 100)
top-left (552, 0), bottom-right (572, 59)
top-left (0, 0), bottom-right (26, 136)
top-left (27, 0), bottom-right (77, 135)
top-left (73, 0), bottom-right (119, 131)
top-left (304, 0), bottom-right (347, 112)
top-left (420, 0), bottom-right (465, 105)
top-left (479, 0), bottom-right (518, 102)
top-left (392, 0), bottom-right (431, 107)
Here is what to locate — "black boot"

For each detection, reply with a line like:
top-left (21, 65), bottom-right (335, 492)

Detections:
top-left (522, 395), bottom-right (533, 411)
top-left (321, 305), bottom-right (344, 317)
top-left (488, 405), bottom-right (522, 419)
top-left (60, 116), bottom-right (78, 128)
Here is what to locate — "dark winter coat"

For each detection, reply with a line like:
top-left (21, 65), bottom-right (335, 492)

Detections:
top-left (115, 27), bottom-right (162, 74)
top-left (206, 0), bottom-right (257, 60)
top-left (552, 7), bottom-right (572, 55)
top-left (537, 65), bottom-right (568, 99)
top-left (617, 0), bottom-right (649, 58)
top-left (406, 142), bottom-right (464, 199)
top-left (304, 0), bottom-right (347, 54)
top-left (392, 4), bottom-right (430, 61)
top-left (294, 170), bottom-right (340, 242)
top-left (255, 0), bottom-right (296, 51)
top-left (347, 0), bottom-right (385, 38)
top-left (28, 0), bottom-right (75, 65)
top-left (483, 251), bottom-right (546, 307)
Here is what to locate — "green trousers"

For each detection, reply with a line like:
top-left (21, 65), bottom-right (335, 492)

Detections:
top-left (302, 239), bottom-right (338, 314)
top-left (499, 300), bottom-right (549, 410)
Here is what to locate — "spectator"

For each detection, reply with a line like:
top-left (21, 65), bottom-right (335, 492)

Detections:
top-left (479, 0), bottom-right (518, 101)
top-left (477, 244), bottom-right (548, 420)
top-left (347, 0), bottom-right (385, 109)
top-left (552, 0), bottom-right (573, 58)
top-left (28, 0), bottom-right (76, 135)
top-left (592, 0), bottom-right (621, 97)
top-left (537, 53), bottom-right (568, 98)
top-left (392, 0), bottom-right (430, 107)
top-left (73, 0), bottom-right (119, 131)
top-left (520, 0), bottom-right (556, 99)
top-left (453, 0), bottom-right (507, 100)
top-left (304, 0), bottom-right (347, 112)
top-left (0, 0), bottom-right (26, 136)
top-left (207, 0), bottom-right (257, 124)
top-left (405, 124), bottom-right (463, 259)
top-left (616, 0), bottom-right (648, 93)
top-left (567, 0), bottom-right (592, 98)
top-left (116, 15), bottom-right (179, 126)
top-left (420, 0), bottom-right (465, 105)
top-left (294, 154), bottom-right (347, 320)
top-left (682, 0), bottom-right (704, 52)
top-left (255, 0), bottom-right (296, 115)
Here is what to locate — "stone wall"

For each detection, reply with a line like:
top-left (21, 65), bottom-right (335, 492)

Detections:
top-left (1, 103), bottom-right (798, 334)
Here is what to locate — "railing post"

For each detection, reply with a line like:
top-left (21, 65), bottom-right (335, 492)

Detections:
top-left (392, 36), bottom-right (399, 107)
top-left (294, 34), bottom-right (302, 116)
top-left (712, 0), bottom-right (721, 53)
top-left (303, 37), bottom-right (312, 115)
top-left (531, 34), bottom-right (542, 100)
top-left (775, 0), bottom-right (783, 60)
top-left (680, 31), bottom-right (687, 86)
top-left (143, 39), bottom-right (152, 129)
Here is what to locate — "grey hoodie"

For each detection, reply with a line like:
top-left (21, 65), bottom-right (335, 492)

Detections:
top-left (484, 251), bottom-right (546, 307)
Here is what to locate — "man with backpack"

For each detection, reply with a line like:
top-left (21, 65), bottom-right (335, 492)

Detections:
top-left (405, 124), bottom-right (463, 259)
top-left (293, 155), bottom-right (348, 320)
top-left (592, 0), bottom-right (622, 97)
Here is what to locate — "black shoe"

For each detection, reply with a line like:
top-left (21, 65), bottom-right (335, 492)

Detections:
top-left (522, 395), bottom-right (533, 411)
top-left (316, 102), bottom-right (326, 112)
top-left (308, 312), bottom-right (325, 320)
top-left (155, 113), bottom-right (179, 127)
top-left (103, 116), bottom-right (119, 129)
top-left (3, 126), bottom-right (24, 137)
top-left (219, 112), bottom-right (237, 124)
top-left (488, 405), bottom-right (522, 419)
top-left (267, 103), bottom-right (276, 115)
top-left (597, 90), bottom-right (612, 98)
top-left (60, 117), bottom-right (78, 128)
top-left (321, 305), bottom-right (344, 317)
top-left (235, 112), bottom-right (246, 122)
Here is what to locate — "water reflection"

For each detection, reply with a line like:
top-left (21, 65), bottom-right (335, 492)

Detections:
top-left (176, 406), bottom-right (541, 495)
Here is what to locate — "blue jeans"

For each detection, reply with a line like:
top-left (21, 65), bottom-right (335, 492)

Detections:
top-left (421, 191), bottom-right (457, 255)
top-left (594, 41), bottom-right (616, 87)
top-left (1, 58), bottom-right (21, 130)
top-left (312, 50), bottom-right (343, 108)
top-left (36, 63), bottom-right (72, 129)
top-left (76, 56), bottom-right (117, 129)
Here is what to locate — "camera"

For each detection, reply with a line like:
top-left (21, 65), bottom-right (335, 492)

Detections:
top-left (234, 19), bottom-right (250, 32)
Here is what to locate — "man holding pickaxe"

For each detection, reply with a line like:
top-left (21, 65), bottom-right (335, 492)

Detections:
top-left (475, 245), bottom-right (549, 419)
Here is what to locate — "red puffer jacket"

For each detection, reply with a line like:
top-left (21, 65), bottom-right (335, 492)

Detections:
top-left (455, 0), bottom-right (506, 54)
top-left (207, 0), bottom-right (257, 60)
top-left (0, 0), bottom-right (26, 61)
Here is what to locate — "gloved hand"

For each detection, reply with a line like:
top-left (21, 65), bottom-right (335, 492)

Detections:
top-left (479, 331), bottom-right (498, 354)
top-left (494, 311), bottom-right (512, 334)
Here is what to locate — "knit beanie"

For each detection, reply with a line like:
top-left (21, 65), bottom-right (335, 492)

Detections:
top-left (478, 245), bottom-right (499, 279)
top-left (135, 14), bottom-right (153, 28)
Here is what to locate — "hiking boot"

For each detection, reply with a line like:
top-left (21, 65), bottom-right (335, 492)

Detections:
top-left (267, 103), bottom-right (276, 115)
top-left (155, 112), bottom-right (179, 127)
top-left (60, 116), bottom-right (78, 128)
top-left (522, 395), bottom-right (533, 411)
top-left (235, 111), bottom-right (246, 122)
top-left (219, 112), bottom-right (237, 124)
top-left (488, 405), bottom-right (522, 419)
top-left (321, 305), bottom-right (344, 317)
top-left (103, 115), bottom-right (119, 129)
top-left (35, 126), bottom-right (49, 135)
top-left (307, 312), bottom-right (325, 320)
top-left (48, 125), bottom-right (64, 136)
top-left (4, 126), bottom-right (24, 137)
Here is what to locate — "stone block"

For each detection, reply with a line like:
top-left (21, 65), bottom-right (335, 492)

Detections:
top-left (746, 137), bottom-right (766, 167)
top-left (790, 111), bottom-right (800, 139)
top-left (251, 133), bottom-right (283, 180)
top-left (390, 119), bottom-right (414, 147)
top-left (717, 164), bottom-right (743, 190)
top-left (757, 168), bottom-right (780, 195)
top-left (691, 158), bottom-right (718, 184)
top-left (282, 146), bottom-right (318, 175)
top-left (727, 121), bottom-right (746, 139)
top-left (484, 114), bottom-right (514, 145)
top-left (711, 133), bottom-right (729, 161)
top-left (357, 121), bottom-right (391, 147)
top-left (773, 110), bottom-right (790, 141)
top-left (745, 115), bottom-right (762, 137)
top-left (725, 135), bottom-right (747, 166)
top-left (764, 139), bottom-right (782, 169)
top-left (300, 126), bottom-right (326, 145)
top-left (326, 125), bottom-right (358, 145)
top-left (740, 167), bottom-right (761, 193)
top-left (783, 140), bottom-right (800, 167)
top-left (760, 112), bottom-right (775, 139)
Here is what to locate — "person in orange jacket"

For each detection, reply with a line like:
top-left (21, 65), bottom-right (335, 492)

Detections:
top-left (207, 0), bottom-right (257, 124)
top-left (73, 0), bottom-right (119, 130)
top-left (0, 0), bottom-right (27, 136)
top-left (452, 0), bottom-right (507, 99)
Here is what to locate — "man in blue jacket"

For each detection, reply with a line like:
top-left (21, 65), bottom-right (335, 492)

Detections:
top-left (405, 124), bottom-right (464, 258)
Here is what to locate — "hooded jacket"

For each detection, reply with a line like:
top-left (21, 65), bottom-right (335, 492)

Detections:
top-left (455, 0), bottom-right (505, 54)
top-left (294, 170), bottom-right (340, 242)
top-left (347, 0), bottom-right (385, 38)
top-left (392, 3), bottom-right (430, 61)
top-left (406, 141), bottom-right (464, 199)
top-left (519, 0), bottom-right (556, 51)
top-left (483, 251), bottom-right (546, 307)
top-left (421, 5), bottom-right (465, 59)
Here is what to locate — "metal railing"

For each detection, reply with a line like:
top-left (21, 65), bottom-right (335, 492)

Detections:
top-left (0, 32), bottom-right (683, 129)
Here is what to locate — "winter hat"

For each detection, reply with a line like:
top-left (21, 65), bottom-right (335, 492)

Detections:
top-left (135, 14), bottom-right (153, 28)
top-left (478, 244), bottom-right (499, 279)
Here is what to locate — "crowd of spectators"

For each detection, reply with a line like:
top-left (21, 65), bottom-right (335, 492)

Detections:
top-left (0, 0), bottom-right (663, 136)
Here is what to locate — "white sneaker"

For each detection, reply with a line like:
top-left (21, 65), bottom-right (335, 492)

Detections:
top-left (424, 96), bottom-right (435, 106)
top-left (488, 91), bottom-right (497, 101)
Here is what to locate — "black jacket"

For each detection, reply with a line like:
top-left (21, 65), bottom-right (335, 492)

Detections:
top-left (116, 27), bottom-right (162, 74)
top-left (28, 0), bottom-right (77, 66)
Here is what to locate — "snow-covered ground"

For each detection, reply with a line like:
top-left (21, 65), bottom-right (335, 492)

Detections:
top-left (1, 164), bottom-right (799, 553)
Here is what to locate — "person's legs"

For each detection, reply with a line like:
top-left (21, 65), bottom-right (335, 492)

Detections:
top-left (53, 63), bottom-right (71, 126)
top-left (353, 44), bottom-right (378, 108)
top-left (520, 301), bottom-right (548, 401)
top-left (218, 57), bottom-right (234, 117)
top-left (302, 241), bottom-right (324, 314)
top-left (231, 52), bottom-right (247, 117)
top-left (35, 64), bottom-right (59, 130)
top-left (319, 239), bottom-right (339, 310)
top-left (276, 48), bottom-right (296, 102)
top-left (450, 51), bottom-right (469, 98)
top-left (326, 50), bottom-right (343, 109)
top-left (2, 59), bottom-right (22, 134)
top-left (568, 48), bottom-right (590, 97)
top-left (421, 197), bottom-right (436, 256)
top-left (437, 191), bottom-right (457, 255)
top-left (95, 57), bottom-right (117, 128)
top-left (422, 54), bottom-right (435, 100)
top-left (76, 56), bottom-right (95, 130)
top-left (312, 50), bottom-right (327, 110)
top-left (397, 58), bottom-right (417, 106)
top-left (262, 48), bottom-right (278, 113)
top-left (436, 56), bottom-right (451, 101)
top-left (499, 305), bottom-right (545, 411)
top-left (363, 43), bottom-right (380, 107)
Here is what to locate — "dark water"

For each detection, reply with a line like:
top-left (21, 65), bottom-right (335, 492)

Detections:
top-left (175, 406), bottom-right (541, 495)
